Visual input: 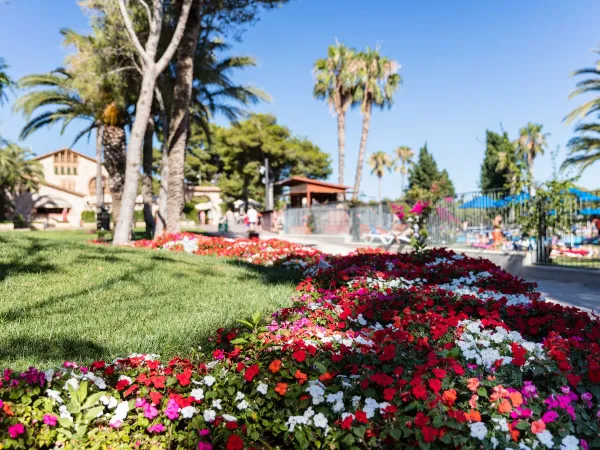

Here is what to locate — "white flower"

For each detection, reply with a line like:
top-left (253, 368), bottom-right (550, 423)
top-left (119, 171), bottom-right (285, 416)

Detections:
top-left (560, 436), bottom-right (579, 450)
top-left (64, 377), bottom-right (79, 391)
top-left (113, 401), bottom-right (129, 421)
top-left (44, 369), bottom-right (55, 383)
top-left (237, 400), bottom-right (250, 410)
top-left (203, 375), bottom-right (216, 387)
top-left (536, 430), bottom-right (554, 448)
top-left (212, 399), bottom-right (222, 410)
top-left (190, 388), bottom-right (204, 401)
top-left (59, 405), bottom-right (72, 419)
top-left (235, 391), bottom-right (245, 402)
top-left (256, 382), bottom-right (268, 395)
top-left (470, 422), bottom-right (487, 440)
top-left (107, 397), bottom-right (118, 409)
top-left (92, 376), bottom-right (107, 390)
top-left (203, 409), bottom-right (216, 422)
top-left (519, 443), bottom-right (532, 450)
top-left (306, 382), bottom-right (325, 405)
top-left (180, 406), bottom-right (197, 419)
top-left (222, 414), bottom-right (237, 422)
top-left (118, 375), bottom-right (132, 383)
top-left (490, 436), bottom-right (499, 449)
top-left (313, 412), bottom-right (328, 429)
top-left (47, 389), bottom-right (63, 404)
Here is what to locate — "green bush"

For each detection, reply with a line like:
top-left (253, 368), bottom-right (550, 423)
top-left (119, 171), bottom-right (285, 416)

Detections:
top-left (81, 211), bottom-right (96, 223)
top-left (182, 196), bottom-right (210, 223)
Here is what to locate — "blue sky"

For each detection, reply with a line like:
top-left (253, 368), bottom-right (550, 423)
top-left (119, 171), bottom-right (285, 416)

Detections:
top-left (0, 0), bottom-right (598, 199)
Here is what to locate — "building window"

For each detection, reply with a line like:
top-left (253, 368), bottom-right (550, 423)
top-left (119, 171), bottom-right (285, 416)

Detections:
top-left (54, 167), bottom-right (58, 175)
top-left (73, 167), bottom-right (77, 175)
top-left (61, 167), bottom-right (64, 175)
top-left (67, 167), bottom-right (71, 175)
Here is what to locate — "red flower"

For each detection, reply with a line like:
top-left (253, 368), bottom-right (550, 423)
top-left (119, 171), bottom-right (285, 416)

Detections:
top-left (355, 410), bottom-right (369, 424)
top-left (176, 368), bottom-right (192, 386)
top-left (115, 379), bottom-right (131, 391)
top-left (414, 412), bottom-right (429, 428)
top-left (292, 350), bottom-right (306, 363)
top-left (422, 425), bottom-right (438, 443)
top-left (428, 378), bottom-right (442, 394)
top-left (383, 388), bottom-right (396, 401)
top-left (412, 384), bottom-right (427, 400)
top-left (149, 391), bottom-right (162, 405)
top-left (432, 368), bottom-right (446, 379)
top-left (341, 415), bottom-right (353, 430)
top-left (244, 364), bottom-right (259, 383)
top-left (511, 342), bottom-right (527, 367)
top-left (226, 434), bottom-right (244, 450)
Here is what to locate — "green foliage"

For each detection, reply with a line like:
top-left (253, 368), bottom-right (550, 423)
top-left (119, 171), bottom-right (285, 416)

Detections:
top-left (182, 197), bottom-right (210, 223)
top-left (406, 144), bottom-right (455, 204)
top-left (81, 211), bottom-right (96, 223)
top-left (0, 142), bottom-right (44, 221)
top-left (186, 114), bottom-right (331, 204)
top-left (368, 150), bottom-right (394, 178)
top-left (480, 130), bottom-right (512, 191)
top-left (0, 56), bottom-right (12, 106)
top-left (563, 48), bottom-right (600, 174)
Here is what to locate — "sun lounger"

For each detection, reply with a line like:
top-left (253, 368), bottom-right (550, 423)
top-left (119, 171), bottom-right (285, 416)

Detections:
top-left (364, 224), bottom-right (395, 245)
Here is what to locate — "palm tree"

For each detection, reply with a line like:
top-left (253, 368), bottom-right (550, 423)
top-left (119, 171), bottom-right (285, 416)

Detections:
top-left (352, 48), bottom-right (401, 201)
top-left (164, 35), bottom-right (268, 234)
top-left (15, 70), bottom-right (128, 223)
top-left (394, 145), bottom-right (413, 196)
top-left (562, 49), bottom-right (600, 174)
top-left (0, 143), bottom-right (44, 222)
top-left (368, 150), bottom-right (394, 204)
top-left (0, 57), bottom-right (12, 106)
top-left (313, 42), bottom-right (357, 187)
top-left (515, 122), bottom-right (549, 192)
top-left (497, 143), bottom-right (526, 195)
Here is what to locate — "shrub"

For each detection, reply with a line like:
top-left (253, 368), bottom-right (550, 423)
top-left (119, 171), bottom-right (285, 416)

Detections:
top-left (1, 237), bottom-right (598, 449)
top-left (81, 210), bottom-right (96, 223)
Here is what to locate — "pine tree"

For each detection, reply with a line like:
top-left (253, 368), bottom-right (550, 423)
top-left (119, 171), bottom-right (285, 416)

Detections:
top-left (480, 130), bottom-right (511, 191)
top-left (407, 144), bottom-right (439, 192)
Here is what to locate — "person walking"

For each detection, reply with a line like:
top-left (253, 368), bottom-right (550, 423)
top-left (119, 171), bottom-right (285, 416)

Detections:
top-left (225, 208), bottom-right (235, 230)
top-left (247, 206), bottom-right (258, 231)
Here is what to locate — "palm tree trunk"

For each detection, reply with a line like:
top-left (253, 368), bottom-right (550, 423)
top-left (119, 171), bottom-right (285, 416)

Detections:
top-left (400, 170), bottom-right (405, 198)
top-left (0, 190), bottom-right (6, 222)
top-left (528, 152), bottom-right (535, 196)
top-left (103, 124), bottom-right (126, 226)
top-left (352, 104), bottom-right (372, 201)
top-left (95, 125), bottom-right (104, 215)
top-left (336, 112), bottom-right (346, 196)
top-left (113, 72), bottom-right (157, 245)
top-left (378, 176), bottom-right (382, 203)
top-left (142, 116), bottom-right (155, 237)
top-left (154, 87), bottom-right (169, 237)
top-left (166, 0), bottom-right (202, 234)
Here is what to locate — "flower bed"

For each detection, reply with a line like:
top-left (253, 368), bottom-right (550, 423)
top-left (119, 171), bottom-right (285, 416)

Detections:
top-left (1, 238), bottom-right (599, 449)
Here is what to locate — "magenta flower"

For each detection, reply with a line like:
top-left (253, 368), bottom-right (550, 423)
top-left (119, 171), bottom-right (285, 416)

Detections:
top-left (522, 381), bottom-right (538, 398)
top-left (198, 443), bottom-right (213, 450)
top-left (144, 403), bottom-right (159, 420)
top-left (43, 414), bottom-right (58, 427)
top-left (199, 429), bottom-right (210, 436)
top-left (164, 398), bottom-right (179, 420)
top-left (410, 201), bottom-right (428, 215)
top-left (148, 423), bottom-right (165, 433)
top-left (8, 423), bottom-right (25, 439)
top-left (542, 410), bottom-right (559, 423)
top-left (135, 398), bottom-right (148, 408)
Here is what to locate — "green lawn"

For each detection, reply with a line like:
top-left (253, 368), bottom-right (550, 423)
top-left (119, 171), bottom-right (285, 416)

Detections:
top-left (0, 231), bottom-right (297, 371)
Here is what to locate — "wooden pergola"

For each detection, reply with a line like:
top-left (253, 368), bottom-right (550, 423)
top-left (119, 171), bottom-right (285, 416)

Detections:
top-left (277, 176), bottom-right (349, 207)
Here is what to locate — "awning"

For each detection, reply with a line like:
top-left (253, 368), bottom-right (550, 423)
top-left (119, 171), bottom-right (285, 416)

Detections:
top-left (459, 195), bottom-right (499, 209)
top-left (34, 196), bottom-right (72, 209)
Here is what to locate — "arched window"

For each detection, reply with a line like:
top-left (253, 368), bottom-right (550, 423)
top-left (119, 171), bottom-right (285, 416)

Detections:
top-left (89, 177), bottom-right (109, 195)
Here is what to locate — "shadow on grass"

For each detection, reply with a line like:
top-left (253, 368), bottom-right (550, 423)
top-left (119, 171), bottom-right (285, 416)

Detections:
top-left (0, 337), bottom-right (106, 364)
top-left (224, 259), bottom-right (302, 285)
top-left (0, 236), bottom-right (61, 282)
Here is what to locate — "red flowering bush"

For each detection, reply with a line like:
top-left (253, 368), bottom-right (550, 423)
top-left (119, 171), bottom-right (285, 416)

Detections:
top-left (1, 242), bottom-right (599, 449)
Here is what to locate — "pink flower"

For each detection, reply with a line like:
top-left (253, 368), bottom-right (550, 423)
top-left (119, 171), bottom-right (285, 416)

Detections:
top-left (199, 429), bottom-right (210, 436)
top-left (198, 443), bottom-right (213, 450)
top-left (148, 423), bottom-right (165, 433)
top-left (144, 403), bottom-right (159, 420)
top-left (8, 423), bottom-right (25, 439)
top-left (110, 420), bottom-right (123, 429)
top-left (541, 410), bottom-right (559, 423)
top-left (410, 201), bottom-right (428, 215)
top-left (164, 398), bottom-right (179, 420)
top-left (135, 398), bottom-right (148, 408)
top-left (43, 414), bottom-right (58, 427)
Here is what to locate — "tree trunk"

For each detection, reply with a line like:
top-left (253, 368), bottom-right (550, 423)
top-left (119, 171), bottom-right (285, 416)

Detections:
top-left (154, 88), bottom-right (169, 237)
top-left (166, 0), bottom-right (202, 234)
top-left (95, 125), bottom-right (104, 215)
top-left (113, 72), bottom-right (157, 245)
top-left (336, 112), bottom-right (346, 201)
top-left (400, 170), bottom-right (405, 198)
top-left (142, 116), bottom-right (156, 237)
top-left (103, 124), bottom-right (126, 226)
top-left (352, 104), bottom-right (372, 201)
top-left (0, 191), bottom-right (6, 222)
